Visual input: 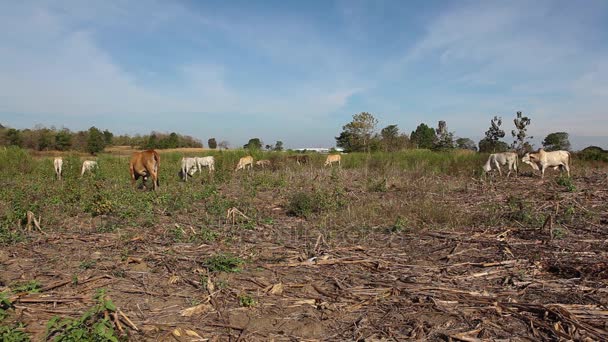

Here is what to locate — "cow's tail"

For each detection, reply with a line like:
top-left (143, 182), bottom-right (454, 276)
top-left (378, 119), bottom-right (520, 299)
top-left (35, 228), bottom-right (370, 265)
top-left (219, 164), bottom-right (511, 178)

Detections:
top-left (154, 151), bottom-right (160, 186)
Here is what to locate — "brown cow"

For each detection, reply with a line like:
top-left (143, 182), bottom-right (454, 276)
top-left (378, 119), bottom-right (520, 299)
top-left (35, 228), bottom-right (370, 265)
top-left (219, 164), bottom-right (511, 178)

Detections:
top-left (235, 156), bottom-right (254, 171)
top-left (255, 159), bottom-right (271, 168)
top-left (287, 155), bottom-right (310, 165)
top-left (324, 154), bottom-right (341, 167)
top-left (130, 150), bottom-right (160, 190)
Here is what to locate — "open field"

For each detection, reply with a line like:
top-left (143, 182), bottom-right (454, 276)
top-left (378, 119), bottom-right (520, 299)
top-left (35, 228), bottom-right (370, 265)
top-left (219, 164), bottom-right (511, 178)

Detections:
top-left (1, 147), bottom-right (608, 341)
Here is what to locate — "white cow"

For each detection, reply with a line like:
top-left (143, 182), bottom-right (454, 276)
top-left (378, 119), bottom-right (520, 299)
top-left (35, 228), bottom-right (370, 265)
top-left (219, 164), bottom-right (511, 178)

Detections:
top-left (53, 157), bottom-right (63, 180)
top-left (195, 156), bottom-right (215, 173)
top-left (482, 152), bottom-right (518, 177)
top-left (181, 157), bottom-right (198, 181)
top-left (522, 149), bottom-right (571, 178)
top-left (81, 160), bottom-right (98, 176)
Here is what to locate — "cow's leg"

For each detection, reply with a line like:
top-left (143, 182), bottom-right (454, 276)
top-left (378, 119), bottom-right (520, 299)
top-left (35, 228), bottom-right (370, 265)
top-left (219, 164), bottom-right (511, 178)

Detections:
top-left (564, 163), bottom-right (571, 177)
top-left (541, 164), bottom-right (547, 179)
top-left (494, 160), bottom-right (502, 176)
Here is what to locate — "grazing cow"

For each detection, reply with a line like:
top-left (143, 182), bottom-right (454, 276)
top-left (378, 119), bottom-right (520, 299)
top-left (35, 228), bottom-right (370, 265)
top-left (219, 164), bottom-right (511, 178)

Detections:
top-left (287, 155), bottom-right (310, 165)
top-left (53, 157), bottom-right (63, 180)
top-left (129, 150), bottom-right (160, 190)
top-left (81, 160), bottom-right (98, 176)
top-left (255, 159), bottom-right (271, 168)
top-left (324, 154), bottom-right (341, 167)
top-left (181, 157), bottom-right (198, 181)
top-left (196, 156), bottom-right (215, 173)
top-left (482, 152), bottom-right (518, 177)
top-left (522, 149), bottom-right (571, 178)
top-left (235, 156), bottom-right (254, 171)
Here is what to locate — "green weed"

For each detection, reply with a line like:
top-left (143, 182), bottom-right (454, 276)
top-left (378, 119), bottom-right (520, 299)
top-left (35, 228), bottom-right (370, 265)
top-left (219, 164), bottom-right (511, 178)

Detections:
top-left (238, 294), bottom-right (256, 307)
top-left (45, 289), bottom-right (120, 342)
top-left (0, 324), bottom-right (29, 342)
top-left (205, 254), bottom-right (244, 273)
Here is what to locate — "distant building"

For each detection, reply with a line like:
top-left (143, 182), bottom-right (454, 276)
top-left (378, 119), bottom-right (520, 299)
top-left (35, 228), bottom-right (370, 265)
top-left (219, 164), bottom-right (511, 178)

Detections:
top-left (294, 147), bottom-right (344, 154)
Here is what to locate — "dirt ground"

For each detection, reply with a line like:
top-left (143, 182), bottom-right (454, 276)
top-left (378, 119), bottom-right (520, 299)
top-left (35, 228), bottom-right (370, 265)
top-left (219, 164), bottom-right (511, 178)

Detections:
top-left (1, 171), bottom-right (608, 341)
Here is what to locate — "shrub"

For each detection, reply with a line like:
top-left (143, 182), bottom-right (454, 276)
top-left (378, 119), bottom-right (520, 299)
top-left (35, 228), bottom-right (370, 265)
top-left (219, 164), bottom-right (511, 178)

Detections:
top-left (205, 254), bottom-right (244, 273)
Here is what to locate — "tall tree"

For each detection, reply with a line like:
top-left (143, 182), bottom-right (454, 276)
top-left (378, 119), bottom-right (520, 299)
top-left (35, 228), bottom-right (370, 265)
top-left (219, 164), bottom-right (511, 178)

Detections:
top-left (273, 141), bottom-right (284, 151)
top-left (335, 112), bottom-right (378, 153)
top-left (511, 111), bottom-right (533, 154)
top-left (102, 129), bottom-right (113, 146)
top-left (433, 120), bottom-right (455, 151)
top-left (7, 128), bottom-right (22, 147)
top-left (54, 129), bottom-right (72, 151)
top-left (36, 128), bottom-right (53, 151)
top-left (379, 124), bottom-right (409, 151)
top-left (542, 132), bottom-right (570, 151)
top-left (86, 126), bottom-right (106, 155)
top-left (244, 138), bottom-right (263, 150)
top-left (456, 137), bottom-right (477, 151)
top-left (410, 123), bottom-right (436, 149)
top-left (479, 116), bottom-right (507, 153)
top-left (208, 138), bottom-right (217, 149)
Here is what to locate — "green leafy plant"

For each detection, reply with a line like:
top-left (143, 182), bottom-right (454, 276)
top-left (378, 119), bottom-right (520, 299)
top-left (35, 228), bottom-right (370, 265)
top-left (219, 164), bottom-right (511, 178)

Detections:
top-left (45, 289), bottom-right (119, 342)
top-left (0, 291), bottom-right (14, 321)
top-left (12, 281), bottom-right (42, 294)
top-left (205, 254), bottom-right (244, 273)
top-left (0, 324), bottom-right (29, 342)
top-left (556, 175), bottom-right (576, 192)
top-left (238, 294), bottom-right (256, 307)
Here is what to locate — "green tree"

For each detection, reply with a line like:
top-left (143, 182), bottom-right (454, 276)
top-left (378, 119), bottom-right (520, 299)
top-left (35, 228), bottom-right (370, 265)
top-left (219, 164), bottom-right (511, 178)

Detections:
top-left (273, 141), bottom-right (284, 151)
top-left (511, 111), bottom-right (533, 153)
top-left (86, 126), bottom-right (106, 154)
top-left (456, 137), bottom-right (477, 151)
top-left (433, 120), bottom-right (455, 151)
top-left (146, 134), bottom-right (158, 149)
top-left (208, 138), bottom-right (217, 149)
top-left (102, 129), bottom-right (113, 146)
top-left (165, 132), bottom-right (179, 148)
top-left (542, 132), bottom-right (570, 151)
top-left (479, 139), bottom-right (509, 153)
top-left (335, 112), bottom-right (379, 153)
top-left (379, 124), bottom-right (409, 151)
top-left (37, 129), bottom-right (53, 151)
top-left (6, 129), bottom-right (22, 147)
top-left (479, 116), bottom-right (507, 153)
top-left (410, 123), bottom-right (436, 149)
top-left (244, 138), bottom-right (263, 150)
top-left (54, 129), bottom-right (72, 151)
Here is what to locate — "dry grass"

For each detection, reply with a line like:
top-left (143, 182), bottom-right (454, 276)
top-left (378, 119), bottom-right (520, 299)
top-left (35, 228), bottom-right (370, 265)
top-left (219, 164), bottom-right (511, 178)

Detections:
top-left (1, 147), bottom-right (607, 340)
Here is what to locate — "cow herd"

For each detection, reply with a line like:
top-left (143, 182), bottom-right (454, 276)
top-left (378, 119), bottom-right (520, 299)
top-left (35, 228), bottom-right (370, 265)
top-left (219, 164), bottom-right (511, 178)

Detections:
top-left (483, 149), bottom-right (571, 178)
top-left (50, 151), bottom-right (344, 191)
top-left (50, 149), bottom-right (569, 191)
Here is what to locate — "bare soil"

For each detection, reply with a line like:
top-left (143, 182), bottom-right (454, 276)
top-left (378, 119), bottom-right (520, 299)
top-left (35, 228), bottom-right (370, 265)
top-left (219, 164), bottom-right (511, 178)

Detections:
top-left (2, 171), bottom-right (608, 341)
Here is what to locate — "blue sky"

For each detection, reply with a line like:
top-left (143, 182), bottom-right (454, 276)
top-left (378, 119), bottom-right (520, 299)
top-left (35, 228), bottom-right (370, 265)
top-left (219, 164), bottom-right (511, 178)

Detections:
top-left (1, 0), bottom-right (607, 149)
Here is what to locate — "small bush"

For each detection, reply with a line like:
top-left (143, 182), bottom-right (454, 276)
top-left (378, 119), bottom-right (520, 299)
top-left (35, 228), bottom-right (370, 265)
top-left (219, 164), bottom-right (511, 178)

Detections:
top-left (556, 175), bottom-right (576, 192)
top-left (367, 178), bottom-right (387, 192)
top-left (238, 294), bottom-right (257, 307)
top-left (0, 291), bottom-right (14, 321)
top-left (0, 324), bottom-right (29, 342)
top-left (287, 189), bottom-right (345, 218)
top-left (11, 281), bottom-right (42, 294)
top-left (205, 254), bottom-right (244, 273)
top-left (45, 289), bottom-right (119, 342)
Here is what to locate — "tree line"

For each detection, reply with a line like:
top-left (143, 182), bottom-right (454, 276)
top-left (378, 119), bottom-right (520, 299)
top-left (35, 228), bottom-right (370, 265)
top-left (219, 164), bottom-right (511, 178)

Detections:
top-left (335, 111), bottom-right (573, 154)
top-left (0, 124), bottom-right (204, 154)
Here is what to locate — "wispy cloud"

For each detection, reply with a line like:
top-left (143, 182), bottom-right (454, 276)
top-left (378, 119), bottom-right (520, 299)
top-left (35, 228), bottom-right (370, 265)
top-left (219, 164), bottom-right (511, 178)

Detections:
top-left (0, 1), bottom-right (607, 148)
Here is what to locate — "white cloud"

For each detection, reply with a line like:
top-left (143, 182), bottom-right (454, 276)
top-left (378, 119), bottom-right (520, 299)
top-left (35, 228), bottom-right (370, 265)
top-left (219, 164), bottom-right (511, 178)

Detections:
top-left (0, 1), bottom-right (361, 124)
